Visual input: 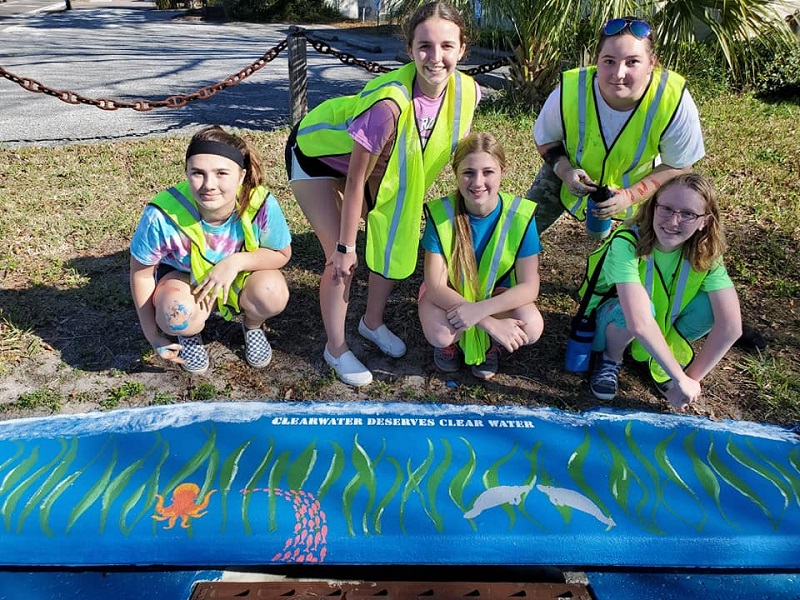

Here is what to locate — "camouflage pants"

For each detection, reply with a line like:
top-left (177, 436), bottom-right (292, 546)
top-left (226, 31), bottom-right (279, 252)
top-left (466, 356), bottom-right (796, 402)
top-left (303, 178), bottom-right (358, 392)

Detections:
top-left (525, 163), bottom-right (566, 236)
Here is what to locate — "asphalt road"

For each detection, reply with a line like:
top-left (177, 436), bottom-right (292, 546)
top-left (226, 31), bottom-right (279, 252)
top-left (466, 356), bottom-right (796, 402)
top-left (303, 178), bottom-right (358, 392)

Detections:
top-left (0, 0), bottom-right (421, 147)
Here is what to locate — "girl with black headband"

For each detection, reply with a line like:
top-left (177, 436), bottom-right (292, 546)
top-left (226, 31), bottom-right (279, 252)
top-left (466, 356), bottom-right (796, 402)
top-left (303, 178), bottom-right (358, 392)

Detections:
top-left (130, 125), bottom-right (292, 374)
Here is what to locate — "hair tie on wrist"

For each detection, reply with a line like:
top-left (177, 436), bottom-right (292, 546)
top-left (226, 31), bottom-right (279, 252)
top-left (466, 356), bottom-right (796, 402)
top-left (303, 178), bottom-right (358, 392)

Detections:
top-left (186, 139), bottom-right (246, 168)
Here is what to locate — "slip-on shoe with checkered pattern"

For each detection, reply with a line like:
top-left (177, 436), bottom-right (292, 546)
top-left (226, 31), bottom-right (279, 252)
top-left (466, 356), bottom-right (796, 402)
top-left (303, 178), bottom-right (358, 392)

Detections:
top-left (177, 333), bottom-right (209, 375)
top-left (242, 323), bottom-right (273, 368)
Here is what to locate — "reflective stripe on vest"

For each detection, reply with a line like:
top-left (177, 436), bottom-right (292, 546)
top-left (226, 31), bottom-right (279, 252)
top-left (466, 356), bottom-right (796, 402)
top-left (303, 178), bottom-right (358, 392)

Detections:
top-left (296, 63), bottom-right (477, 279)
top-left (149, 181), bottom-right (268, 321)
top-left (578, 226), bottom-right (705, 382)
top-left (561, 67), bottom-right (685, 221)
top-left (426, 192), bottom-right (536, 364)
top-left (632, 249), bottom-right (703, 382)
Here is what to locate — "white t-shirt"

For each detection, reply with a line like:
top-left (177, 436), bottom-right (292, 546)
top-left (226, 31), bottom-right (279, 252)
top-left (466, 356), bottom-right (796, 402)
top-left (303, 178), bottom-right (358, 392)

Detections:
top-left (533, 75), bottom-right (705, 169)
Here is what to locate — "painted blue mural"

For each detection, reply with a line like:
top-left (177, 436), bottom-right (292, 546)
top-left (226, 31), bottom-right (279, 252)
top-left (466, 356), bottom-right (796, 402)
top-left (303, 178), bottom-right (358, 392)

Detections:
top-left (0, 402), bottom-right (798, 569)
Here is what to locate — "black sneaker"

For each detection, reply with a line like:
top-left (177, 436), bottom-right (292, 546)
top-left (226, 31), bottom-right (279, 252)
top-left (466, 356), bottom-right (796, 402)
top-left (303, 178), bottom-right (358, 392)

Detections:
top-left (471, 344), bottom-right (501, 381)
top-left (242, 323), bottom-right (273, 368)
top-left (734, 323), bottom-right (767, 352)
top-left (590, 356), bottom-right (622, 400)
top-left (655, 379), bottom-right (674, 398)
top-left (177, 333), bottom-right (209, 374)
top-left (433, 344), bottom-right (460, 372)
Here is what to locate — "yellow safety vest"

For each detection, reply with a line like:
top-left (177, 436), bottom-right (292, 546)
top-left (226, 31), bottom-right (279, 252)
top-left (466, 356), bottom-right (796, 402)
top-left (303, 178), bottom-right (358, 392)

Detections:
top-left (149, 181), bottom-right (269, 321)
top-left (577, 226), bottom-right (707, 383)
top-left (561, 67), bottom-right (686, 221)
top-left (425, 192), bottom-right (537, 365)
top-left (296, 62), bottom-right (477, 279)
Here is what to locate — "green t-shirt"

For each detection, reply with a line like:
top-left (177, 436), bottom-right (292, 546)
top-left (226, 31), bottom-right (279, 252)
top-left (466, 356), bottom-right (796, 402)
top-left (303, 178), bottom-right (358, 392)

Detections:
top-left (599, 235), bottom-right (733, 294)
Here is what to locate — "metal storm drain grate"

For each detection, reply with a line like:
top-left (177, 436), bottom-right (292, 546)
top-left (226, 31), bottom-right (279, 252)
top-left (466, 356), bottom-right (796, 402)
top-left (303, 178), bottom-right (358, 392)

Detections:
top-left (190, 580), bottom-right (593, 599)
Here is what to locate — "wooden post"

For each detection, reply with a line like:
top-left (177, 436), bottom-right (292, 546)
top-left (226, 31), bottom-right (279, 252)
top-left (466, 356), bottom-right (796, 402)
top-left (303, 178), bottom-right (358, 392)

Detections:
top-left (288, 32), bottom-right (308, 126)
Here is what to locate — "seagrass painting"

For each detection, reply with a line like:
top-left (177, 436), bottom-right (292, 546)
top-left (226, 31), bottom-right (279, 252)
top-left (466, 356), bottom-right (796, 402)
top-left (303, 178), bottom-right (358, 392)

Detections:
top-left (0, 402), bottom-right (798, 568)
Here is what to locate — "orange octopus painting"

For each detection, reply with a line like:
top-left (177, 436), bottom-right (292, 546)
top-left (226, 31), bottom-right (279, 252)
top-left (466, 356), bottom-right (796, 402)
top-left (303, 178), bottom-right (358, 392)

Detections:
top-left (153, 483), bottom-right (216, 530)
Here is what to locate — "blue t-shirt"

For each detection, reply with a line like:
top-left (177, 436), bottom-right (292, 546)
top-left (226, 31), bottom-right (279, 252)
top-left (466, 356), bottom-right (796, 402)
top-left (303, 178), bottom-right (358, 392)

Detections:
top-left (130, 191), bottom-right (291, 278)
top-left (421, 198), bottom-right (540, 289)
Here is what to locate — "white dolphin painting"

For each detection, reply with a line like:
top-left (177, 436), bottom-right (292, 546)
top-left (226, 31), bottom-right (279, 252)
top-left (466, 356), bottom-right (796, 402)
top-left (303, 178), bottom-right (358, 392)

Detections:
top-left (536, 484), bottom-right (616, 529)
top-left (463, 484), bottom-right (533, 519)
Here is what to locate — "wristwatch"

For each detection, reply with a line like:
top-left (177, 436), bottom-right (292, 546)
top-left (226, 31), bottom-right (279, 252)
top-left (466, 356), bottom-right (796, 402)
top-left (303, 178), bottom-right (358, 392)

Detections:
top-left (336, 241), bottom-right (356, 254)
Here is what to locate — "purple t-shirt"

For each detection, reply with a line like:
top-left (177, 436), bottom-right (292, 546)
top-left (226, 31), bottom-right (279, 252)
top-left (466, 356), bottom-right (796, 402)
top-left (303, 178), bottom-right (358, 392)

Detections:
top-left (321, 80), bottom-right (481, 177)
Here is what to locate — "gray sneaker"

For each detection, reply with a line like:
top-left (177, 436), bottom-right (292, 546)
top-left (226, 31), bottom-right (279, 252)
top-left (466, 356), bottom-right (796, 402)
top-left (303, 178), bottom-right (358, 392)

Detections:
top-left (433, 344), bottom-right (460, 372)
top-left (590, 356), bottom-right (622, 400)
top-left (471, 344), bottom-right (501, 380)
top-left (242, 323), bottom-right (272, 368)
top-left (177, 333), bottom-right (209, 375)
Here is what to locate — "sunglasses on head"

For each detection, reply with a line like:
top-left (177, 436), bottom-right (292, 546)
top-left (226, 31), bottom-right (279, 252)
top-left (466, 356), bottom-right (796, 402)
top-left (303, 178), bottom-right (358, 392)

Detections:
top-left (603, 18), bottom-right (652, 40)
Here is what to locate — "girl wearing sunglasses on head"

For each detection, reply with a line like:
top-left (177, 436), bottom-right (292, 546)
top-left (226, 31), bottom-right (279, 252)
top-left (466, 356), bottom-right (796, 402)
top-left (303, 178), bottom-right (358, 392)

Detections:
top-left (574, 173), bottom-right (742, 411)
top-left (527, 17), bottom-right (704, 241)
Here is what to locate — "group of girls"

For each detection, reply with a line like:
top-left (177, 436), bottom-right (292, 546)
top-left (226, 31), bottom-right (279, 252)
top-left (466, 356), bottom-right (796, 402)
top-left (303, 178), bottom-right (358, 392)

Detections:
top-left (130, 4), bottom-right (743, 412)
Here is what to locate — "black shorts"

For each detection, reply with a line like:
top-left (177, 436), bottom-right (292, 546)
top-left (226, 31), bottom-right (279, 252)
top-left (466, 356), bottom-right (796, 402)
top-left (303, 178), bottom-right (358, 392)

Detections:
top-left (284, 122), bottom-right (345, 181)
top-left (156, 263), bottom-right (178, 282)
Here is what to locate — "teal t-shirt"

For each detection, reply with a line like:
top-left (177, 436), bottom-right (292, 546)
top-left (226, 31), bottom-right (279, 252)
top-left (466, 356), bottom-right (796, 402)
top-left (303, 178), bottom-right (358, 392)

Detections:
top-left (421, 198), bottom-right (540, 289)
top-left (599, 235), bottom-right (733, 295)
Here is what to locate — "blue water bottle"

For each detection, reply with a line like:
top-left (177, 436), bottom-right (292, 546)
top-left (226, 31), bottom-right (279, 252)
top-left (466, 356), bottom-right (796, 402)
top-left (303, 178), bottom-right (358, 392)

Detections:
top-left (586, 185), bottom-right (613, 240)
top-left (564, 315), bottom-right (594, 373)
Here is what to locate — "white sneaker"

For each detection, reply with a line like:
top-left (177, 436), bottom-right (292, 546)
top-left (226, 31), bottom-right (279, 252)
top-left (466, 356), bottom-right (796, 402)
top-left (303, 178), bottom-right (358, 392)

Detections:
top-left (323, 347), bottom-right (373, 387)
top-left (358, 317), bottom-right (407, 358)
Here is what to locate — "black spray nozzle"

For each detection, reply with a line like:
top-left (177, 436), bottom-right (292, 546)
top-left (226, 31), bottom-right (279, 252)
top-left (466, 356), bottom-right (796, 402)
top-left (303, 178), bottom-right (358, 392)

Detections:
top-left (589, 185), bottom-right (613, 203)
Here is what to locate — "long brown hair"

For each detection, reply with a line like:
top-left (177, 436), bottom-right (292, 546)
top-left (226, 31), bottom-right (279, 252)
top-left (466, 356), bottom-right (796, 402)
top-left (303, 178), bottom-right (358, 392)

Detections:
top-left (404, 1), bottom-right (468, 49)
top-left (186, 125), bottom-right (265, 217)
top-left (448, 132), bottom-right (507, 298)
top-left (631, 172), bottom-right (726, 272)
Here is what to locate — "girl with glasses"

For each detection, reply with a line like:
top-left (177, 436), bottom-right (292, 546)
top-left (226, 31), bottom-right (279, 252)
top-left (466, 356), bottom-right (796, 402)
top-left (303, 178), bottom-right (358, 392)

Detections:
top-left (575, 173), bottom-right (742, 411)
top-left (527, 16), bottom-right (705, 241)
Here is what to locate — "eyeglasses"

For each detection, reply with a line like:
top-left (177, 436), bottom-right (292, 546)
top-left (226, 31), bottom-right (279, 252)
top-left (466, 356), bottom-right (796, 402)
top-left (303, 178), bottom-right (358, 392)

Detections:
top-left (603, 18), bottom-right (652, 40)
top-left (654, 202), bottom-right (707, 223)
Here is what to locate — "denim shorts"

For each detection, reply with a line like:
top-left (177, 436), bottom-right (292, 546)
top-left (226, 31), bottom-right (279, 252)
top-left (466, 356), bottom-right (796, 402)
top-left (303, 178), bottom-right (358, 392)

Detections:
top-left (592, 292), bottom-right (714, 352)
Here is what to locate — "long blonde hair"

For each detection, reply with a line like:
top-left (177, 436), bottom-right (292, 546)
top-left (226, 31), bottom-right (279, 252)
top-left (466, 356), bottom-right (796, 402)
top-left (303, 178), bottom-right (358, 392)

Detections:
top-left (448, 132), bottom-right (507, 298)
top-left (186, 125), bottom-right (265, 218)
top-left (631, 172), bottom-right (726, 272)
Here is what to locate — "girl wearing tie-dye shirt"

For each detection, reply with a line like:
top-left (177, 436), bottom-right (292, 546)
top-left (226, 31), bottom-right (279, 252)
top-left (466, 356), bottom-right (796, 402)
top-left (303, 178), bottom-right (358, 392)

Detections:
top-left (130, 125), bottom-right (291, 375)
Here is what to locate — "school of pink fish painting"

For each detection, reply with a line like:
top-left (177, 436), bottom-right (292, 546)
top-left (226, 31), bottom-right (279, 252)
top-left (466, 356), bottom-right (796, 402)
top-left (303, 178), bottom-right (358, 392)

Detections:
top-left (0, 401), bottom-right (798, 569)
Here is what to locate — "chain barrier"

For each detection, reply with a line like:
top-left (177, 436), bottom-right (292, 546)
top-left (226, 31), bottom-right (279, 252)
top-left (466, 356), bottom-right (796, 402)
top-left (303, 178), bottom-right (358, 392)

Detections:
top-left (305, 33), bottom-right (393, 74)
top-left (0, 31), bottom-right (510, 112)
top-left (462, 56), bottom-right (512, 77)
top-left (304, 33), bottom-right (511, 77)
top-left (0, 37), bottom-right (289, 112)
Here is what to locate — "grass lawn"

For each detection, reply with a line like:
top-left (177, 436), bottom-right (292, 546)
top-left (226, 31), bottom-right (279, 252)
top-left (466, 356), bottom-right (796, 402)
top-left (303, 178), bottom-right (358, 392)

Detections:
top-left (0, 89), bottom-right (798, 426)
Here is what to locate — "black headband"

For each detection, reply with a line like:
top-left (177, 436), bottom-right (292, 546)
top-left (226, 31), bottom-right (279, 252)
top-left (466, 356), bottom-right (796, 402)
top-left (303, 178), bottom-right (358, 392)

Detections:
top-left (185, 139), bottom-right (246, 169)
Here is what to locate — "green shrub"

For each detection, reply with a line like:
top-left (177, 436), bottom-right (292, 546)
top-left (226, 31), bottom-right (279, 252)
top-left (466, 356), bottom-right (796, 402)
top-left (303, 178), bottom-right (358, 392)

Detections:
top-left (668, 41), bottom-right (732, 101)
top-left (224, 0), bottom-right (339, 23)
top-left (474, 26), bottom-right (514, 53)
top-left (751, 38), bottom-right (800, 99)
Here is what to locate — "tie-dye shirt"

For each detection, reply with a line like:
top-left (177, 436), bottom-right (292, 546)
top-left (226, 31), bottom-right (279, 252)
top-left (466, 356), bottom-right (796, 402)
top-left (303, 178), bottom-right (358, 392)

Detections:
top-left (130, 187), bottom-right (291, 282)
